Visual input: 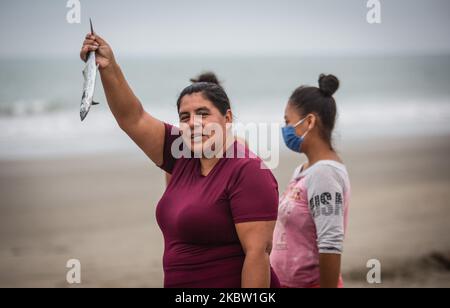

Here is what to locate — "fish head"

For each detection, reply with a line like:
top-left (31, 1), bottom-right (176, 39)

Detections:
top-left (80, 104), bottom-right (90, 121)
top-left (80, 94), bottom-right (91, 121)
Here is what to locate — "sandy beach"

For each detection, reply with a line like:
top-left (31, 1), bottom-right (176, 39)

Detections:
top-left (1, 0), bottom-right (450, 290)
top-left (0, 135), bottom-right (449, 288)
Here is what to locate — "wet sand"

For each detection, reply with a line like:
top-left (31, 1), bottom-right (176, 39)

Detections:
top-left (0, 135), bottom-right (449, 287)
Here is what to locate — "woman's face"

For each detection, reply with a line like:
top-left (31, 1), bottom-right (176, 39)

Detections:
top-left (284, 102), bottom-right (318, 153)
top-left (284, 102), bottom-right (309, 137)
top-left (178, 92), bottom-right (232, 156)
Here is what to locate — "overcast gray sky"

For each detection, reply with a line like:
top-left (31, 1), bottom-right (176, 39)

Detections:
top-left (1, 0), bottom-right (449, 57)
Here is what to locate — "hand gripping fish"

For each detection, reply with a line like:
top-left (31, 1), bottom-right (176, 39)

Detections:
top-left (80, 19), bottom-right (100, 121)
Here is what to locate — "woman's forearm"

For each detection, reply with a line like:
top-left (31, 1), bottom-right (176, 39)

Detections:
top-left (319, 253), bottom-right (341, 288)
top-left (100, 62), bottom-right (144, 127)
top-left (241, 251), bottom-right (271, 288)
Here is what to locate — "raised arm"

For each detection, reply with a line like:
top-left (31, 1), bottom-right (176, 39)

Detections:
top-left (80, 33), bottom-right (166, 166)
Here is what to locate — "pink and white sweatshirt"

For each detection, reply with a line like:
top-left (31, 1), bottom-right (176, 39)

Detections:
top-left (270, 160), bottom-right (351, 288)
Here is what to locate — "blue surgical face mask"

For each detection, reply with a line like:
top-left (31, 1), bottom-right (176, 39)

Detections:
top-left (282, 117), bottom-right (310, 153)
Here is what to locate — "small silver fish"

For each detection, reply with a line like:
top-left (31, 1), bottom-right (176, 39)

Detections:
top-left (80, 18), bottom-right (99, 121)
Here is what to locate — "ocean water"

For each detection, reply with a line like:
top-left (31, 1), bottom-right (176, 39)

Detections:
top-left (0, 55), bottom-right (449, 159)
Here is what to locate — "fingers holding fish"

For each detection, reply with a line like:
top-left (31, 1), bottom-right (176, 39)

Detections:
top-left (85, 33), bottom-right (95, 40)
top-left (80, 46), bottom-right (88, 62)
top-left (80, 28), bottom-right (115, 70)
top-left (87, 45), bottom-right (99, 51)
top-left (84, 32), bottom-right (108, 46)
top-left (83, 38), bottom-right (99, 47)
top-left (91, 33), bottom-right (108, 46)
top-left (80, 45), bottom-right (98, 62)
top-left (83, 44), bottom-right (99, 52)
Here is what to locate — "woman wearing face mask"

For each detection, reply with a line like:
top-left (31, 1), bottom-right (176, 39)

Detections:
top-left (270, 74), bottom-right (351, 288)
top-left (80, 34), bottom-right (280, 288)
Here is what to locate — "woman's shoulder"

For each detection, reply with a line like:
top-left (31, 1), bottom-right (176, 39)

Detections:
top-left (303, 160), bottom-right (349, 185)
top-left (228, 155), bottom-right (271, 177)
top-left (309, 160), bottom-right (347, 172)
top-left (230, 142), bottom-right (273, 170)
top-left (225, 144), bottom-right (277, 185)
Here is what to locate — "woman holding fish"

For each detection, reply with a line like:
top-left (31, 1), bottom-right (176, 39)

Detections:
top-left (80, 33), bottom-right (280, 288)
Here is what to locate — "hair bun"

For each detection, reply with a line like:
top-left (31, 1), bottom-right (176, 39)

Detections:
top-left (190, 72), bottom-right (221, 86)
top-left (318, 74), bottom-right (339, 97)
